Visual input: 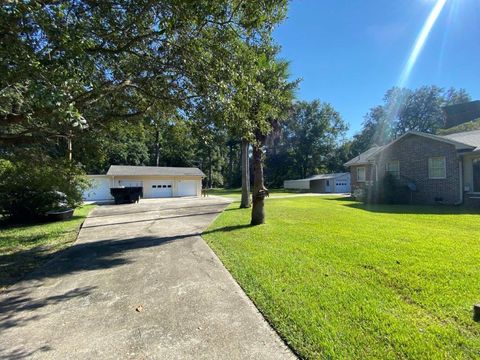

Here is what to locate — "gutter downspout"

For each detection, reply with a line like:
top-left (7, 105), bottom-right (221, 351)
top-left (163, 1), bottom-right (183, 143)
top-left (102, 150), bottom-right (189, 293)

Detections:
top-left (455, 158), bottom-right (463, 206)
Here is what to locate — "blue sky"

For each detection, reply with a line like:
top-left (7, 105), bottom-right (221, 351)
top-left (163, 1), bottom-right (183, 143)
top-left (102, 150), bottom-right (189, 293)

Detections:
top-left (273, 0), bottom-right (480, 137)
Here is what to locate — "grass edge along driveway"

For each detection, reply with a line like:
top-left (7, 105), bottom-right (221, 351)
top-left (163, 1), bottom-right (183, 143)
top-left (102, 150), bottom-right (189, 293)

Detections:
top-left (203, 196), bottom-right (480, 359)
top-left (0, 205), bottom-right (95, 290)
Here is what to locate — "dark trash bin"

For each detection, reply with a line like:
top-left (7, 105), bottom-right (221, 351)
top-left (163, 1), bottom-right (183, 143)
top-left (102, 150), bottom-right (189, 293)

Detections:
top-left (110, 187), bottom-right (143, 204)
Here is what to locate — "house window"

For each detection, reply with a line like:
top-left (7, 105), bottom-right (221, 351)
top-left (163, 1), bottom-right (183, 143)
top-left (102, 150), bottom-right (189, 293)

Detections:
top-left (386, 160), bottom-right (400, 179)
top-left (152, 185), bottom-right (157, 188)
top-left (326, 180), bottom-right (330, 186)
top-left (473, 158), bottom-right (480, 192)
top-left (428, 157), bottom-right (446, 179)
top-left (356, 167), bottom-right (366, 182)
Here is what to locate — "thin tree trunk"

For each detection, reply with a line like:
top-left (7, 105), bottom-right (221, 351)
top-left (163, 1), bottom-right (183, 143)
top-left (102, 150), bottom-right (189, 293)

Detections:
top-left (208, 148), bottom-right (213, 188)
top-left (228, 141), bottom-right (234, 187)
top-left (155, 128), bottom-right (160, 166)
top-left (240, 139), bottom-right (251, 208)
top-left (67, 131), bottom-right (72, 161)
top-left (251, 136), bottom-right (267, 225)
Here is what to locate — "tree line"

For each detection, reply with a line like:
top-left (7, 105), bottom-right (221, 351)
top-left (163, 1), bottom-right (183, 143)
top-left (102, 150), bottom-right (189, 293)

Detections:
top-left (0, 0), bottom-right (298, 224)
top-left (346, 86), bottom-right (471, 157)
top-left (0, 1), bottom-right (472, 225)
top-left (69, 99), bottom-right (349, 190)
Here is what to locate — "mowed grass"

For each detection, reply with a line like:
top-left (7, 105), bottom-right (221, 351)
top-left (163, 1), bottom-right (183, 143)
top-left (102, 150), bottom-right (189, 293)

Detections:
top-left (203, 196), bottom-right (480, 359)
top-left (0, 205), bottom-right (95, 289)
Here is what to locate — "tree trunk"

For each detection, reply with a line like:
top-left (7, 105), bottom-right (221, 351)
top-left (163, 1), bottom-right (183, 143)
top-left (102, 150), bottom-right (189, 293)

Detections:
top-left (240, 139), bottom-right (251, 208)
top-left (228, 141), bottom-right (234, 187)
top-left (251, 136), bottom-right (267, 225)
top-left (67, 131), bottom-right (72, 161)
top-left (208, 147), bottom-right (213, 188)
top-left (155, 128), bottom-right (160, 166)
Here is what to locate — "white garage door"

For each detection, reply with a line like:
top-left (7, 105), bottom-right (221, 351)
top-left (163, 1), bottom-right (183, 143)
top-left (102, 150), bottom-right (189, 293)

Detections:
top-left (149, 181), bottom-right (173, 198)
top-left (118, 180), bottom-right (143, 188)
top-left (83, 178), bottom-right (112, 201)
top-left (335, 180), bottom-right (350, 193)
top-left (177, 180), bottom-right (197, 197)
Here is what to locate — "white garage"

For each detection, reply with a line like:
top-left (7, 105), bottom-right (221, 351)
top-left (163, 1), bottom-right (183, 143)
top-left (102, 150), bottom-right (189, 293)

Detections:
top-left (177, 180), bottom-right (197, 197)
top-left (284, 173), bottom-right (351, 194)
top-left (83, 175), bottom-right (113, 201)
top-left (83, 165), bottom-right (205, 201)
top-left (148, 180), bottom-right (173, 198)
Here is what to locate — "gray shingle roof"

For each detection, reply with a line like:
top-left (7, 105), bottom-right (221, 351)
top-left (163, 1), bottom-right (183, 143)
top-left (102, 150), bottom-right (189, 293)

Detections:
top-left (345, 129), bottom-right (480, 167)
top-left (106, 165), bottom-right (205, 177)
top-left (441, 129), bottom-right (480, 149)
top-left (344, 145), bottom-right (386, 166)
top-left (307, 173), bottom-right (350, 180)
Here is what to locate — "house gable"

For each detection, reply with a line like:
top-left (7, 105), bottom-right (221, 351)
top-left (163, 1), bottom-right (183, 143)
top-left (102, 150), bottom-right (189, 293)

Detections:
top-left (348, 132), bottom-right (463, 205)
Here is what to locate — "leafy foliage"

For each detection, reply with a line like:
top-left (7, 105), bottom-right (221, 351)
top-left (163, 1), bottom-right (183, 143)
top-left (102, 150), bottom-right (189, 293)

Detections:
top-left (0, 158), bottom-right (88, 222)
top-left (437, 118), bottom-right (480, 135)
top-left (350, 86), bottom-right (471, 155)
top-left (1, 0), bottom-right (291, 200)
top-left (265, 100), bottom-right (348, 186)
top-left (0, 0), bottom-right (288, 147)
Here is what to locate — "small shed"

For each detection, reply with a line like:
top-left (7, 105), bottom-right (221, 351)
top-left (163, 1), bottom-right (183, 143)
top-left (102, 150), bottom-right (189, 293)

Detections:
top-left (284, 173), bottom-right (351, 193)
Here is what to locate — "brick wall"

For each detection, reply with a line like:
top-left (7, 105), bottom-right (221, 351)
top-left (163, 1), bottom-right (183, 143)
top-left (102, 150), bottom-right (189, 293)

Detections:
top-left (350, 164), bottom-right (376, 193)
top-left (349, 134), bottom-right (461, 205)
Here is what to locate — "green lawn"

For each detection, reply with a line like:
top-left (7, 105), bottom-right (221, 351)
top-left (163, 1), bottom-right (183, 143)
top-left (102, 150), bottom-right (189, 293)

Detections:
top-left (203, 196), bottom-right (480, 359)
top-left (0, 205), bottom-right (95, 289)
top-left (208, 187), bottom-right (307, 200)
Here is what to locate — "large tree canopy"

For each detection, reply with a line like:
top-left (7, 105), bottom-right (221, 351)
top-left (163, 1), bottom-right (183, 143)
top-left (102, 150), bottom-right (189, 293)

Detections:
top-left (350, 86), bottom-right (471, 155)
top-left (0, 0), bottom-right (287, 147)
top-left (265, 100), bottom-right (348, 185)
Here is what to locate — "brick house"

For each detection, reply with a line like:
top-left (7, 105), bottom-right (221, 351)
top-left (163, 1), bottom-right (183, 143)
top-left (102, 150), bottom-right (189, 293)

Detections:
top-left (345, 130), bottom-right (480, 206)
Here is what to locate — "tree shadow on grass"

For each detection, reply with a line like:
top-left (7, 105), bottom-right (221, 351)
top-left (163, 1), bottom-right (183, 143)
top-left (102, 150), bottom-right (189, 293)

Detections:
top-left (223, 207), bottom-right (245, 212)
top-left (332, 200), bottom-right (480, 215)
top-left (325, 196), bottom-right (355, 202)
top-left (202, 224), bottom-right (252, 235)
top-left (0, 214), bottom-right (85, 230)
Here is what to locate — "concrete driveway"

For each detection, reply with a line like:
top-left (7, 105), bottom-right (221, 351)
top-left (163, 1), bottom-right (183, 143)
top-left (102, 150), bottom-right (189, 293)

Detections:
top-left (0, 197), bottom-right (294, 359)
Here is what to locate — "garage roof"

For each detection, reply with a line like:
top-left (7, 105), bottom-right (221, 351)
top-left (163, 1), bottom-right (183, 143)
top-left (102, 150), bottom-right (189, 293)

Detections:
top-left (307, 173), bottom-right (350, 180)
top-left (286, 173), bottom-right (350, 183)
top-left (107, 165), bottom-right (205, 177)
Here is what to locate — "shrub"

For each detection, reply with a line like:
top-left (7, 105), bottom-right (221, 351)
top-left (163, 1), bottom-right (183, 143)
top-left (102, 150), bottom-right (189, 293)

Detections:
top-left (0, 158), bottom-right (89, 222)
top-left (382, 174), bottom-right (410, 204)
top-left (352, 188), bottom-right (365, 201)
top-left (357, 174), bottom-right (410, 205)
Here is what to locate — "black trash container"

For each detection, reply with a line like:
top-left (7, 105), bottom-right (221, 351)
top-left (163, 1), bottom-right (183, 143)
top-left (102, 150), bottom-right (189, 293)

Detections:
top-left (110, 187), bottom-right (143, 204)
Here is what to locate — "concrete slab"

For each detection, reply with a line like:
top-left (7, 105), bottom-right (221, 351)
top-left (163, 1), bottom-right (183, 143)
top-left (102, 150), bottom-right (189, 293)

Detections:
top-left (0, 197), bottom-right (295, 359)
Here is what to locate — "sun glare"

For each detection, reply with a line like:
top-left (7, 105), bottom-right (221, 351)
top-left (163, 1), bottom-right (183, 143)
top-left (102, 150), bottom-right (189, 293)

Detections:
top-left (398, 0), bottom-right (448, 87)
top-left (378, 0), bottom-right (449, 140)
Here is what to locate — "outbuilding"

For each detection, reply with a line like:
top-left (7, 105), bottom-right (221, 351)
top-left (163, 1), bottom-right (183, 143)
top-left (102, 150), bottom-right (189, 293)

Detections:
top-left (283, 173), bottom-right (351, 193)
top-left (83, 165), bottom-right (205, 201)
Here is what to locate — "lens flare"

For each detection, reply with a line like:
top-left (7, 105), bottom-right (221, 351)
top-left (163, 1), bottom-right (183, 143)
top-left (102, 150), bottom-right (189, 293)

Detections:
top-left (398, 0), bottom-right (448, 87)
top-left (378, 0), bottom-right (449, 141)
